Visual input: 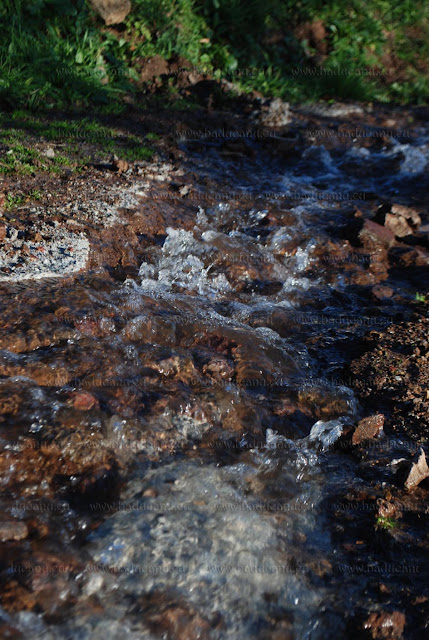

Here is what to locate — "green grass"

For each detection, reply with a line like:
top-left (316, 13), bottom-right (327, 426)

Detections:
top-left (0, 0), bottom-right (428, 111)
top-left (0, 111), bottom-right (154, 174)
top-left (4, 189), bottom-right (42, 211)
top-left (376, 516), bottom-right (398, 531)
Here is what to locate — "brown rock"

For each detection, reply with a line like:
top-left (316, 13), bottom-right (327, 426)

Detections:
top-left (0, 394), bottom-right (20, 415)
top-left (143, 488), bottom-right (158, 498)
top-left (359, 220), bottom-right (395, 249)
top-left (372, 285), bottom-right (394, 300)
top-left (0, 623), bottom-right (22, 638)
top-left (384, 213), bottom-right (413, 238)
top-left (352, 414), bottom-right (384, 445)
top-left (404, 449), bottom-right (429, 489)
top-left (375, 204), bottom-right (421, 238)
top-left (0, 517), bottom-right (29, 542)
top-left (391, 204), bottom-right (421, 228)
top-left (72, 391), bottom-right (99, 411)
top-left (390, 245), bottom-right (429, 267)
top-left (364, 611), bottom-right (406, 639)
top-left (203, 356), bottom-right (234, 381)
top-left (153, 355), bottom-right (198, 384)
top-left (142, 596), bottom-right (212, 640)
top-left (113, 158), bottom-right (129, 174)
top-left (88, 0), bottom-right (131, 25)
top-left (0, 225), bottom-right (6, 242)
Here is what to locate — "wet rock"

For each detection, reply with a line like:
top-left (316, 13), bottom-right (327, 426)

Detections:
top-left (352, 414), bottom-right (384, 445)
top-left (152, 355), bottom-right (198, 384)
top-left (140, 593), bottom-right (212, 640)
top-left (0, 438), bottom-right (119, 503)
top-left (372, 285), bottom-right (394, 300)
top-left (0, 581), bottom-right (37, 613)
top-left (124, 314), bottom-right (177, 346)
top-left (375, 204), bottom-right (421, 239)
top-left (389, 245), bottom-right (429, 268)
top-left (359, 220), bottom-right (395, 249)
top-left (88, 0), bottom-right (131, 25)
top-left (203, 355), bottom-right (234, 382)
top-left (309, 418), bottom-right (344, 449)
top-left (14, 551), bottom-right (81, 620)
top-left (0, 360), bottom-right (72, 386)
top-left (0, 623), bottom-right (22, 638)
top-left (384, 213), bottom-right (413, 238)
top-left (72, 391), bottom-right (99, 411)
top-left (0, 517), bottom-right (29, 542)
top-left (225, 263), bottom-right (262, 289)
top-left (297, 388), bottom-right (351, 421)
top-left (404, 449), bottom-right (429, 490)
top-left (364, 610), bottom-right (406, 639)
top-left (101, 387), bottom-right (146, 419)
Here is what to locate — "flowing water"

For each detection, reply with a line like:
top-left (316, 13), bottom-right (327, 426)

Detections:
top-left (1, 109), bottom-right (429, 638)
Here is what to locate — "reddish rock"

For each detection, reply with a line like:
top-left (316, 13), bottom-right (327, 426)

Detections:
top-left (364, 610), bottom-right (406, 639)
top-left (352, 414), bottom-right (384, 445)
top-left (359, 220), bottom-right (395, 249)
top-left (0, 225), bottom-right (6, 242)
top-left (372, 285), bottom-right (394, 300)
top-left (72, 391), bottom-right (99, 411)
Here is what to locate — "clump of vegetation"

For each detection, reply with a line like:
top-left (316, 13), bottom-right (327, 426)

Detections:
top-left (4, 190), bottom-right (42, 211)
top-left (0, 0), bottom-right (428, 111)
top-left (376, 516), bottom-right (398, 531)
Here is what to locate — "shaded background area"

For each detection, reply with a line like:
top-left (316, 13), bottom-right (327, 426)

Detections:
top-left (0, 0), bottom-right (428, 111)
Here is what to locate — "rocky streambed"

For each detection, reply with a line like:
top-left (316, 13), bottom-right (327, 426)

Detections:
top-left (0, 98), bottom-right (428, 639)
